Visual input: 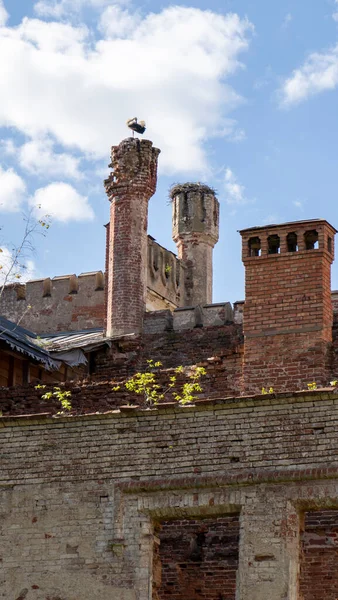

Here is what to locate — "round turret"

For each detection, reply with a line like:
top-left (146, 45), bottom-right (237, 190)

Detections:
top-left (170, 183), bottom-right (220, 306)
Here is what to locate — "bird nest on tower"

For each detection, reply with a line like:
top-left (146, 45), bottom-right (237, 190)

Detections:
top-left (169, 182), bottom-right (217, 200)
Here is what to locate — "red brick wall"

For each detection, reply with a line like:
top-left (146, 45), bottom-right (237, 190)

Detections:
top-left (241, 220), bottom-right (336, 394)
top-left (300, 510), bottom-right (338, 600)
top-left (154, 516), bottom-right (239, 600)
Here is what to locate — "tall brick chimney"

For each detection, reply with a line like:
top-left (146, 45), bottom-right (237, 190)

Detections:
top-left (171, 183), bottom-right (219, 306)
top-left (240, 219), bottom-right (336, 393)
top-left (104, 138), bottom-right (160, 337)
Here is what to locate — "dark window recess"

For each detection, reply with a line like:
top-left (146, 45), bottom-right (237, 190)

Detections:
top-left (268, 234), bottom-right (280, 254)
top-left (304, 230), bottom-right (319, 250)
top-left (248, 237), bottom-right (261, 257)
top-left (328, 237), bottom-right (333, 253)
top-left (22, 361), bottom-right (30, 384)
top-left (88, 352), bottom-right (96, 375)
top-left (287, 232), bottom-right (298, 252)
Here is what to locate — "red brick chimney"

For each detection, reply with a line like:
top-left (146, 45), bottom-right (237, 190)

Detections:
top-left (104, 138), bottom-right (160, 337)
top-left (240, 219), bottom-right (336, 393)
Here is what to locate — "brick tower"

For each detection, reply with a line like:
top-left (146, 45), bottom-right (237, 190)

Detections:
top-left (104, 138), bottom-right (160, 337)
top-left (240, 219), bottom-right (336, 393)
top-left (171, 183), bottom-right (220, 306)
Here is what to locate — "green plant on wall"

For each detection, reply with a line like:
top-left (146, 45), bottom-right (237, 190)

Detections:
top-left (113, 359), bottom-right (206, 406)
top-left (35, 384), bottom-right (72, 412)
top-left (261, 387), bottom-right (274, 395)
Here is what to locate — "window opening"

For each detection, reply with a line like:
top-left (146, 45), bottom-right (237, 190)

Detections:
top-left (328, 237), bottom-right (333, 254)
top-left (304, 230), bottom-right (319, 250)
top-left (268, 234), bottom-right (280, 254)
top-left (248, 237), bottom-right (261, 257)
top-left (287, 232), bottom-right (298, 252)
top-left (153, 515), bottom-right (240, 600)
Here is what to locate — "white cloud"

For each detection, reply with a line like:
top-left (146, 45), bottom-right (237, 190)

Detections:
top-left (0, 1), bottom-right (8, 27)
top-left (0, 138), bottom-right (15, 155)
top-left (279, 45), bottom-right (338, 106)
top-left (282, 13), bottom-right (292, 29)
top-left (279, 2), bottom-right (338, 106)
top-left (293, 200), bottom-right (303, 209)
top-left (0, 8), bottom-right (253, 175)
top-left (19, 138), bottom-right (82, 179)
top-left (30, 182), bottom-right (94, 222)
top-left (98, 5), bottom-right (139, 39)
top-left (224, 167), bottom-right (249, 204)
top-left (34, 0), bottom-right (125, 18)
top-left (0, 166), bottom-right (26, 212)
top-left (0, 247), bottom-right (36, 284)
top-left (216, 118), bottom-right (246, 142)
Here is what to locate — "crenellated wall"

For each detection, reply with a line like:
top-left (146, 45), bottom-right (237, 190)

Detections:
top-left (0, 271), bottom-right (106, 334)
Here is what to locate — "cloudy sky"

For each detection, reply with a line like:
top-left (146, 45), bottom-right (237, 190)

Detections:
top-left (1, 0), bottom-right (338, 302)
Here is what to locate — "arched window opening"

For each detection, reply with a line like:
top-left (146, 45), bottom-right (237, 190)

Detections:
top-left (287, 232), bottom-right (298, 252)
top-left (248, 237), bottom-right (261, 257)
top-left (268, 234), bottom-right (280, 255)
top-left (304, 230), bottom-right (319, 250)
top-left (328, 237), bottom-right (333, 254)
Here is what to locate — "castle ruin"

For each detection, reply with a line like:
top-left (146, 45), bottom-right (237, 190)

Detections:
top-left (0, 137), bottom-right (338, 600)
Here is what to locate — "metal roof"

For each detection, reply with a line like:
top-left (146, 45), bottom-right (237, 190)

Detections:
top-left (41, 328), bottom-right (107, 352)
top-left (0, 317), bottom-right (60, 370)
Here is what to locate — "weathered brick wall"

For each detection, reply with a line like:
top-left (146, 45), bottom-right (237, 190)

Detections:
top-left (1, 390), bottom-right (338, 599)
top-left (0, 323), bottom-right (243, 416)
top-left (0, 272), bottom-right (105, 333)
top-left (105, 138), bottom-right (160, 337)
top-left (300, 510), bottom-right (338, 600)
top-left (154, 516), bottom-right (239, 600)
top-left (241, 220), bottom-right (336, 393)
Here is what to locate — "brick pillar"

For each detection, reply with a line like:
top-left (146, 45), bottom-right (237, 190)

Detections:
top-left (240, 219), bottom-right (336, 393)
top-left (238, 496), bottom-right (300, 600)
top-left (104, 138), bottom-right (160, 337)
top-left (171, 184), bottom-right (219, 306)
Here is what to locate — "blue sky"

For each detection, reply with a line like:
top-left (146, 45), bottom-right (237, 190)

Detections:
top-left (1, 0), bottom-right (338, 303)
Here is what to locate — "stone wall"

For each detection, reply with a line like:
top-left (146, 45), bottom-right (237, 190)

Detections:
top-left (1, 390), bottom-right (338, 599)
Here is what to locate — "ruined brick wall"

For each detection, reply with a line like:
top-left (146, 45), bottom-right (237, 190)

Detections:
top-left (93, 322), bottom-right (243, 397)
top-left (0, 321), bottom-right (243, 416)
top-left (154, 516), bottom-right (239, 600)
top-left (300, 510), bottom-right (338, 600)
top-left (2, 390), bottom-right (338, 599)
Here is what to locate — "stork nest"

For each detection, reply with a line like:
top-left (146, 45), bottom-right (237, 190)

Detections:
top-left (169, 182), bottom-right (217, 200)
